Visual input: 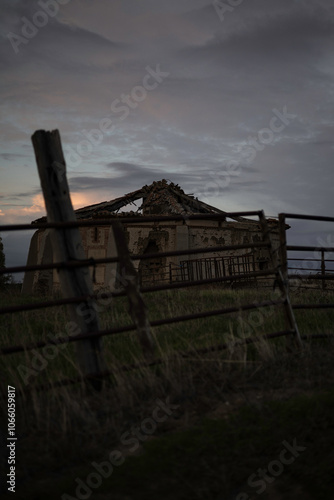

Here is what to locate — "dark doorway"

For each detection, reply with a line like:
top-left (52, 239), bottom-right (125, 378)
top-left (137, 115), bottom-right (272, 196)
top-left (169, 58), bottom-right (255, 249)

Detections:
top-left (138, 240), bottom-right (165, 285)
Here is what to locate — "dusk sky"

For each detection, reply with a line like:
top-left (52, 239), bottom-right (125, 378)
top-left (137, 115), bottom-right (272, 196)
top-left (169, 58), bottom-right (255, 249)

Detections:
top-left (1, 0), bottom-right (334, 275)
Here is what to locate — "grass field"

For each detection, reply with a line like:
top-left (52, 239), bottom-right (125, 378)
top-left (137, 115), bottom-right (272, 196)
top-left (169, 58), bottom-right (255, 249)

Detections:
top-left (1, 285), bottom-right (334, 499)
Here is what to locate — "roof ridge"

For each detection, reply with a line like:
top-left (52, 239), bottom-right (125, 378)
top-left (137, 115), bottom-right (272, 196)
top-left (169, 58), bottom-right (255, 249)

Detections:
top-left (32, 179), bottom-right (255, 223)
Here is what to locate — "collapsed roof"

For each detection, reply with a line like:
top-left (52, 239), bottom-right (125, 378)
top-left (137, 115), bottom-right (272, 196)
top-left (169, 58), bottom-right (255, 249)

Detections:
top-left (33, 179), bottom-right (254, 223)
top-left (74, 179), bottom-right (251, 222)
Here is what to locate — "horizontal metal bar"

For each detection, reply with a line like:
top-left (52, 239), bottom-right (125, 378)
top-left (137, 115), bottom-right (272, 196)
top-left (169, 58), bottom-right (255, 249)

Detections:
top-left (0, 211), bottom-right (262, 232)
top-left (0, 298), bottom-right (285, 355)
top-left (288, 258), bottom-right (330, 262)
top-left (138, 269), bottom-right (276, 294)
top-left (289, 260), bottom-right (334, 264)
top-left (0, 268), bottom-right (277, 316)
top-left (281, 213), bottom-right (334, 223)
top-left (0, 294), bottom-right (99, 315)
top-left (287, 245), bottom-right (334, 252)
top-left (288, 267), bottom-right (323, 272)
top-left (132, 242), bottom-right (269, 261)
top-left (0, 241), bottom-right (270, 276)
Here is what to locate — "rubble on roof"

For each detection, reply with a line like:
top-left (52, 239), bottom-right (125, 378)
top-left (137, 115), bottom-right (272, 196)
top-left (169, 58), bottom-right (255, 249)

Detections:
top-left (32, 179), bottom-right (253, 224)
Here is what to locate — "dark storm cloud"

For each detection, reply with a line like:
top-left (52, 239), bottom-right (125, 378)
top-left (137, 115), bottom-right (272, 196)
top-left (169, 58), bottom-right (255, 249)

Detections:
top-left (68, 170), bottom-right (203, 194)
top-left (2, 7), bottom-right (127, 73)
top-left (106, 161), bottom-right (161, 175)
top-left (3, 188), bottom-right (42, 199)
top-left (69, 158), bottom-right (261, 199)
top-left (68, 176), bottom-right (118, 192)
top-left (180, 7), bottom-right (334, 79)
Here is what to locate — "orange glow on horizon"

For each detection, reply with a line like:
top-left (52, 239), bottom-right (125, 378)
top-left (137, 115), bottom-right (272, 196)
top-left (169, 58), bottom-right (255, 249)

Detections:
top-left (0, 192), bottom-right (105, 222)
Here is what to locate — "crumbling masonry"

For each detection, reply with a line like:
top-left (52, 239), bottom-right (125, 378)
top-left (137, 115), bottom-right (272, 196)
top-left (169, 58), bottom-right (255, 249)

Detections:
top-left (22, 180), bottom-right (282, 294)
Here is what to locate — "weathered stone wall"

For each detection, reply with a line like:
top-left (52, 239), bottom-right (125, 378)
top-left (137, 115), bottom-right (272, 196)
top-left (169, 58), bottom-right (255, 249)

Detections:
top-left (22, 218), bottom-right (280, 294)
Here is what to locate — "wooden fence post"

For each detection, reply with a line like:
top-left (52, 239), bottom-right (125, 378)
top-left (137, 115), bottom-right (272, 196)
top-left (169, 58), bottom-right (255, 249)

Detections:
top-left (259, 211), bottom-right (302, 348)
top-left (111, 219), bottom-right (155, 356)
top-left (31, 129), bottom-right (105, 389)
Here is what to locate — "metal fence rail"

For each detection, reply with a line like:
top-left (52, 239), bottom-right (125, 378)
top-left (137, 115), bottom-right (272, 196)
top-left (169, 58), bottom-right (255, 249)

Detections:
top-left (279, 214), bottom-right (334, 291)
top-left (0, 210), bottom-right (263, 233)
top-left (0, 298), bottom-right (286, 356)
top-left (0, 241), bottom-right (270, 278)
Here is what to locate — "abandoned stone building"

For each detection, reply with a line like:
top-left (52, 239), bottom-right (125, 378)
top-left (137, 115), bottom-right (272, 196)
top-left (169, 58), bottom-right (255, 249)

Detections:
top-left (22, 179), bottom-right (281, 294)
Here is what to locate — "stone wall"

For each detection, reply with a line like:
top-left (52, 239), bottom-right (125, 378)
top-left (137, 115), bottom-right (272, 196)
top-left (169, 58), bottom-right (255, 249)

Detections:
top-left (22, 218), bottom-right (280, 294)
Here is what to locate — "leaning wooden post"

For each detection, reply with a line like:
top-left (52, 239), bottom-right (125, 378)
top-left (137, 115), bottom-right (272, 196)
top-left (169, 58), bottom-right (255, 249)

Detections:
top-left (31, 129), bottom-right (105, 389)
top-left (259, 211), bottom-right (302, 348)
top-left (111, 219), bottom-right (155, 356)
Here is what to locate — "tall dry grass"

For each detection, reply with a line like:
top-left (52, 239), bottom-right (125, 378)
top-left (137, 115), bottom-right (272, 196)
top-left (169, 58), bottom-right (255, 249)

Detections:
top-left (0, 285), bottom-right (334, 493)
